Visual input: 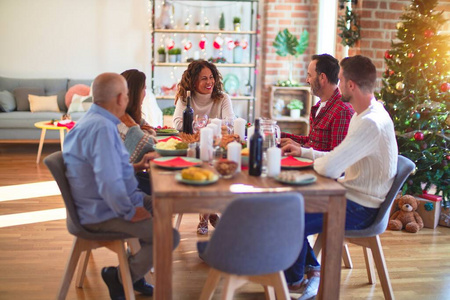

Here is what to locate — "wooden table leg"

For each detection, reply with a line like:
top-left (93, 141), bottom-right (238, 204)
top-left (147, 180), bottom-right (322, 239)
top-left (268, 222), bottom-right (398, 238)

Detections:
top-left (59, 129), bottom-right (65, 151)
top-left (317, 195), bottom-right (346, 300)
top-left (153, 196), bottom-right (174, 300)
top-left (36, 128), bottom-right (47, 164)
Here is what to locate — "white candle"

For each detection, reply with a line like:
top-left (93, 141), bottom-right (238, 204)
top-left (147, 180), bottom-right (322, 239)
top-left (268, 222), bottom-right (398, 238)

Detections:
top-left (210, 118), bottom-right (222, 136)
top-left (227, 141), bottom-right (242, 172)
top-left (194, 51), bottom-right (200, 60)
top-left (200, 127), bottom-right (213, 162)
top-left (233, 117), bottom-right (246, 141)
top-left (267, 146), bottom-right (281, 177)
top-left (246, 125), bottom-right (254, 148)
top-left (206, 123), bottom-right (218, 137)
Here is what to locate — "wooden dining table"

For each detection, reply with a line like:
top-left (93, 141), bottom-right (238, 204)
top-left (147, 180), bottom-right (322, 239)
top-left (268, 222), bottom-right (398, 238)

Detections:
top-left (150, 163), bottom-right (347, 300)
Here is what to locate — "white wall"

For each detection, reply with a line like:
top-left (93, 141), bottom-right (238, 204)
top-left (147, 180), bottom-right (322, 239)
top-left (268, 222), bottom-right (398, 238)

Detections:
top-left (0, 0), bottom-right (151, 80)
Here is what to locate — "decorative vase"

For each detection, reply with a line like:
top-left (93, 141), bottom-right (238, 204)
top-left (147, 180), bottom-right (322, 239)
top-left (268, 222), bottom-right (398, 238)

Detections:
top-left (290, 109), bottom-right (301, 118)
top-left (158, 54), bottom-right (166, 63)
top-left (233, 45), bottom-right (243, 64)
top-left (234, 23), bottom-right (241, 32)
top-left (168, 55), bottom-right (177, 63)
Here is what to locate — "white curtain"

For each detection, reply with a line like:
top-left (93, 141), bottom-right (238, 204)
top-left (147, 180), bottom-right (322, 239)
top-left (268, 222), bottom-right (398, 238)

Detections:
top-left (142, 89), bottom-right (163, 127)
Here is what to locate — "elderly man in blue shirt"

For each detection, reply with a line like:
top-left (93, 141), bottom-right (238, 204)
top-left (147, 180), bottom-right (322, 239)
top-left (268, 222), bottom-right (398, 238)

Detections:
top-left (63, 72), bottom-right (179, 300)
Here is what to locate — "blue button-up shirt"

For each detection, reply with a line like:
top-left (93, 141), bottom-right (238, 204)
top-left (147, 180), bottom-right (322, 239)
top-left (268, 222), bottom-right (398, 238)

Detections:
top-left (63, 104), bottom-right (145, 225)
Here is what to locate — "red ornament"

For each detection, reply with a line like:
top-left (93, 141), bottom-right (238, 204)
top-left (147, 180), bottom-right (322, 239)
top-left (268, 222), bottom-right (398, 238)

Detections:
top-left (414, 131), bottom-right (424, 141)
top-left (199, 37), bottom-right (207, 50)
top-left (441, 82), bottom-right (449, 92)
top-left (424, 29), bottom-right (434, 38)
top-left (408, 52), bottom-right (414, 58)
top-left (384, 50), bottom-right (393, 59)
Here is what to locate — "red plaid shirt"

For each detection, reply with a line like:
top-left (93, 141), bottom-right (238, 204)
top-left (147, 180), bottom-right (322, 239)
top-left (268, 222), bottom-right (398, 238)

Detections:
top-left (281, 88), bottom-right (354, 151)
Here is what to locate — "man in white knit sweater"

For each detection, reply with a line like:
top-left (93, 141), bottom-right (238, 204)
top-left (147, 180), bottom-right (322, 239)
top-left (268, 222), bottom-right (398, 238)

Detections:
top-left (282, 55), bottom-right (398, 300)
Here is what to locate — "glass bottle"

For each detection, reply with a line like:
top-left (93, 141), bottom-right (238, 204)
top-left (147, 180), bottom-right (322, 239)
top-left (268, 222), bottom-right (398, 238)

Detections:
top-left (249, 118), bottom-right (263, 176)
top-left (182, 90), bottom-right (194, 134)
top-left (187, 143), bottom-right (197, 158)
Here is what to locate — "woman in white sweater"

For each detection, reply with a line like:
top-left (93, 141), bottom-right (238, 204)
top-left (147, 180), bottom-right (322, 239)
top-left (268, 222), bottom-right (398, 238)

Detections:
top-left (281, 55), bottom-right (398, 299)
top-left (173, 59), bottom-right (235, 235)
top-left (172, 59), bottom-right (235, 131)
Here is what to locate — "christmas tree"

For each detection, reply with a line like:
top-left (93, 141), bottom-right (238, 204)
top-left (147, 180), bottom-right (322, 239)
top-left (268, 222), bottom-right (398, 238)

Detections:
top-left (379, 0), bottom-right (449, 204)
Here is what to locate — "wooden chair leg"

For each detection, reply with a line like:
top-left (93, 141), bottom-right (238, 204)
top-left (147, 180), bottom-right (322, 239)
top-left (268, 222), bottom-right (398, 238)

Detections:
top-left (174, 213), bottom-right (183, 230)
top-left (57, 238), bottom-right (84, 300)
top-left (264, 285), bottom-right (276, 300)
top-left (363, 246), bottom-right (376, 284)
top-left (199, 268), bottom-right (222, 300)
top-left (113, 240), bottom-right (136, 300)
top-left (312, 233), bottom-right (323, 257)
top-left (221, 275), bottom-right (246, 300)
top-left (270, 271), bottom-right (290, 300)
top-left (342, 243), bottom-right (353, 269)
top-left (75, 249), bottom-right (91, 287)
top-left (368, 236), bottom-right (395, 300)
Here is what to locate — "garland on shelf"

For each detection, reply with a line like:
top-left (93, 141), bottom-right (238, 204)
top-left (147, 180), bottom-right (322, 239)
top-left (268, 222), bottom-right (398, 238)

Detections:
top-left (337, 6), bottom-right (360, 47)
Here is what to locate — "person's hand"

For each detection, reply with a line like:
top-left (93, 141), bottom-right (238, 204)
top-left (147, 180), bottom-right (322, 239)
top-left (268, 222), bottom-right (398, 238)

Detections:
top-left (131, 206), bottom-right (151, 223)
top-left (134, 152), bottom-right (160, 172)
top-left (281, 143), bottom-right (302, 157)
top-left (280, 138), bottom-right (300, 148)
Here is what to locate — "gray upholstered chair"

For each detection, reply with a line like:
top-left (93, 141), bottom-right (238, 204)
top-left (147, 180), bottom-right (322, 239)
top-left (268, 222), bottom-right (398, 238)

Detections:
top-left (44, 151), bottom-right (137, 300)
top-left (313, 155), bottom-right (415, 300)
top-left (197, 193), bottom-right (305, 300)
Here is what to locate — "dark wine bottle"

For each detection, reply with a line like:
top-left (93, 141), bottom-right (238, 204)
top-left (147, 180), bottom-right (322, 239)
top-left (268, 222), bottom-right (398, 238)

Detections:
top-left (249, 118), bottom-right (263, 176)
top-left (182, 90), bottom-right (194, 134)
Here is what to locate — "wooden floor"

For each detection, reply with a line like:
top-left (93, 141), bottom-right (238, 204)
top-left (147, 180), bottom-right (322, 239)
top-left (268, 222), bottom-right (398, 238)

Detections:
top-left (1, 143), bottom-right (450, 300)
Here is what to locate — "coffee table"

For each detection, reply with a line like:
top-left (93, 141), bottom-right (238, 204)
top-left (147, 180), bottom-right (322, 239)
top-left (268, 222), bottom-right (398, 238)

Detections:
top-left (34, 121), bottom-right (70, 163)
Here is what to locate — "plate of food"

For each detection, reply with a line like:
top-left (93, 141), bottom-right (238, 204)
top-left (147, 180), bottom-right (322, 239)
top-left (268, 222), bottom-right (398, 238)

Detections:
top-left (175, 167), bottom-right (219, 185)
top-left (155, 126), bottom-right (179, 136)
top-left (274, 171), bottom-right (317, 186)
top-left (281, 156), bottom-right (314, 169)
top-left (152, 157), bottom-right (202, 169)
top-left (153, 138), bottom-right (188, 156)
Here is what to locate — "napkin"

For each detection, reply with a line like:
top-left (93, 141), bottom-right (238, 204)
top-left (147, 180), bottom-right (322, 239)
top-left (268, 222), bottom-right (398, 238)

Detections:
top-left (158, 136), bottom-right (182, 143)
top-left (153, 157), bottom-right (198, 167)
top-left (57, 121), bottom-right (76, 130)
top-left (281, 156), bottom-right (313, 167)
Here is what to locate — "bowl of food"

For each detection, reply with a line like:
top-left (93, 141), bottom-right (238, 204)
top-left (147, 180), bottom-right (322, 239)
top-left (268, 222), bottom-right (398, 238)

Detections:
top-left (214, 159), bottom-right (238, 178)
top-left (154, 139), bottom-right (188, 156)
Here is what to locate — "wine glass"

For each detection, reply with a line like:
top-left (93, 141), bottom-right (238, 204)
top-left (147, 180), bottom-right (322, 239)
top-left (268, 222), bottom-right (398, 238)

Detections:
top-left (193, 114), bottom-right (209, 133)
top-left (222, 117), bottom-right (234, 135)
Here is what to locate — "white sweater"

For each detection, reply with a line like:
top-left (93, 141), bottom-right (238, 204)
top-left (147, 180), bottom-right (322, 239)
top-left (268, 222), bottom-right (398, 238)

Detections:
top-left (172, 93), bottom-right (235, 131)
top-left (313, 99), bottom-right (398, 208)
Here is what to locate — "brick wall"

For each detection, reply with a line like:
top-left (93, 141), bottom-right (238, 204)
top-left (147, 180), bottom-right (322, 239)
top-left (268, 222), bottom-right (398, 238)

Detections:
top-left (259, 0), bottom-right (450, 117)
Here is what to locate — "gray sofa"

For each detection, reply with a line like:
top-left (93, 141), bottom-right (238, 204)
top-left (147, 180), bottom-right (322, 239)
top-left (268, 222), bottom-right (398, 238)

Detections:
top-left (0, 76), bottom-right (92, 141)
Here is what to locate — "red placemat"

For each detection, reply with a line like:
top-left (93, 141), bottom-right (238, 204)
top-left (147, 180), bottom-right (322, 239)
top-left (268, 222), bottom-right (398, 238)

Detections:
top-left (281, 156), bottom-right (313, 167)
top-left (153, 157), bottom-right (199, 168)
top-left (158, 136), bottom-right (182, 143)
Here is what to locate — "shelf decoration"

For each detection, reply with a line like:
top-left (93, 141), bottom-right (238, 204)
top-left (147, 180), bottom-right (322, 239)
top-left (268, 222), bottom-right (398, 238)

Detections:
top-left (337, 6), bottom-right (361, 47)
top-left (183, 40), bottom-right (192, 51)
top-left (199, 36), bottom-right (207, 50)
top-left (165, 37), bottom-right (175, 50)
top-left (213, 36), bottom-right (224, 49)
top-left (156, 0), bottom-right (174, 29)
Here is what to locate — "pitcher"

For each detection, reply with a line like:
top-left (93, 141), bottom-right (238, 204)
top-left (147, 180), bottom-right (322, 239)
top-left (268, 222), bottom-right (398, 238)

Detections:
top-left (260, 118), bottom-right (281, 151)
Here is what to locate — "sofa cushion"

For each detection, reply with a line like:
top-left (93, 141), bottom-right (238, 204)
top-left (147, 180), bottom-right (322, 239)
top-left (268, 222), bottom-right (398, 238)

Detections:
top-left (0, 90), bottom-right (16, 112)
top-left (14, 87), bottom-right (45, 111)
top-left (29, 95), bottom-right (60, 112)
top-left (65, 84), bottom-right (90, 108)
top-left (68, 94), bottom-right (93, 114)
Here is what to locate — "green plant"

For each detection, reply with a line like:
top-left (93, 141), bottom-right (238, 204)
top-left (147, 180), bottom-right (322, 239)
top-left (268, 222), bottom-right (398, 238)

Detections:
top-left (273, 29), bottom-right (309, 83)
top-left (287, 99), bottom-right (304, 110)
top-left (157, 47), bottom-right (166, 55)
top-left (162, 106), bottom-right (175, 116)
top-left (233, 17), bottom-right (241, 24)
top-left (168, 48), bottom-right (181, 55)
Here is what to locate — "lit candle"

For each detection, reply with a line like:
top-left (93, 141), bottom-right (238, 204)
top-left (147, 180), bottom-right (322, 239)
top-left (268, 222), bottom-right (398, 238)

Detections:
top-left (246, 125), bottom-right (254, 148)
top-left (200, 127), bottom-right (213, 162)
top-left (233, 117), bottom-right (246, 140)
top-left (267, 146), bottom-right (281, 177)
top-left (227, 141), bottom-right (242, 172)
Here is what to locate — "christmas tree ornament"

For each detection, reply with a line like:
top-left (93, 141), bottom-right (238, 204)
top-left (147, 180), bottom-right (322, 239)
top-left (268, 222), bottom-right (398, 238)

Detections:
top-left (440, 82), bottom-right (449, 92)
top-left (396, 81), bottom-right (405, 91)
top-left (408, 52), bottom-right (415, 58)
top-left (396, 22), bottom-right (404, 29)
top-left (183, 40), bottom-right (192, 51)
top-left (240, 39), bottom-right (249, 50)
top-left (414, 112), bottom-right (421, 119)
top-left (213, 36), bottom-right (224, 50)
top-left (414, 131), bottom-right (424, 141)
top-left (421, 142), bottom-right (428, 150)
top-left (424, 29), bottom-right (434, 38)
top-left (199, 37), bottom-right (207, 50)
top-left (384, 50), bottom-right (393, 59)
top-left (165, 37), bottom-right (175, 50)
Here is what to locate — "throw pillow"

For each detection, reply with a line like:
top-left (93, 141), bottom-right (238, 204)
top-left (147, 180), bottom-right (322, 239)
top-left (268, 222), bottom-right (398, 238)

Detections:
top-left (65, 84), bottom-right (90, 108)
top-left (68, 94), bottom-right (93, 114)
top-left (0, 90), bottom-right (16, 112)
top-left (14, 87), bottom-right (45, 111)
top-left (28, 95), bottom-right (60, 112)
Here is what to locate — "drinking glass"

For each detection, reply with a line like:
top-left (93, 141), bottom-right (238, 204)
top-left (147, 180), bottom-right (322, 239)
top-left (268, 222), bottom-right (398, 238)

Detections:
top-left (222, 117), bottom-right (234, 135)
top-left (193, 114), bottom-right (209, 133)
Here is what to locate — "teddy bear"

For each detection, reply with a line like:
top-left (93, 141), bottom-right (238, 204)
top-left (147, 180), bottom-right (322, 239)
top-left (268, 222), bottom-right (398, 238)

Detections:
top-left (388, 195), bottom-right (424, 233)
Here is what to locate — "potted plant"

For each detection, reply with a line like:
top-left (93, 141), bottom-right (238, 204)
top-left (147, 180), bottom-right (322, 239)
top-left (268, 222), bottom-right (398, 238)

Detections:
top-left (204, 20), bottom-right (210, 30)
top-left (273, 29), bottom-right (309, 84)
top-left (184, 21), bottom-right (189, 30)
top-left (233, 17), bottom-right (241, 31)
top-left (287, 99), bottom-right (304, 118)
top-left (168, 48), bottom-right (181, 62)
top-left (157, 47), bottom-right (166, 63)
top-left (162, 106), bottom-right (175, 127)
top-left (196, 21), bottom-right (201, 30)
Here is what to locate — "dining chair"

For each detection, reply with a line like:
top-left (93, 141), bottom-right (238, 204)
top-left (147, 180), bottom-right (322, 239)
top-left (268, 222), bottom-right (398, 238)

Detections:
top-left (313, 155), bottom-right (415, 300)
top-left (44, 151), bottom-right (137, 300)
top-left (196, 192), bottom-right (305, 300)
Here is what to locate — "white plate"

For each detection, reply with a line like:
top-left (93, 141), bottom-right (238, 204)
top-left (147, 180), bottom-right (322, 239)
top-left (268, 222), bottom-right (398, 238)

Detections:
top-left (153, 145), bottom-right (187, 157)
top-left (274, 173), bottom-right (317, 186)
top-left (175, 173), bottom-right (219, 186)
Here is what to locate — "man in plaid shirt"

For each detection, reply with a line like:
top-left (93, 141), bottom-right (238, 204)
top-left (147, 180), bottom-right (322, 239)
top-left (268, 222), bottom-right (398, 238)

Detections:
top-left (281, 54), bottom-right (354, 154)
